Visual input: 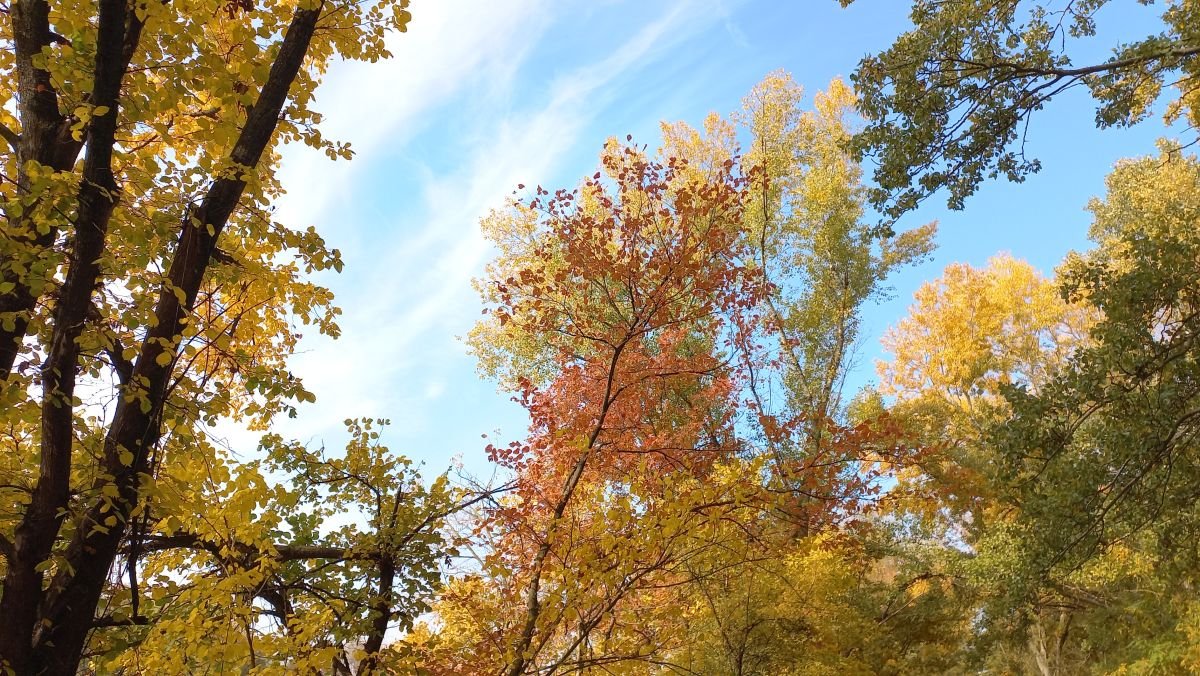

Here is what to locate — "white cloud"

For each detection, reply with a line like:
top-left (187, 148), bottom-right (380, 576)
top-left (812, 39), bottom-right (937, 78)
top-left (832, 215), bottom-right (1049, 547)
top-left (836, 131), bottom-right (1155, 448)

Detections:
top-left (424, 380), bottom-right (446, 400)
top-left (266, 0), bottom-right (740, 456)
top-left (273, 0), bottom-right (556, 230)
top-left (347, 0), bottom-right (732, 349)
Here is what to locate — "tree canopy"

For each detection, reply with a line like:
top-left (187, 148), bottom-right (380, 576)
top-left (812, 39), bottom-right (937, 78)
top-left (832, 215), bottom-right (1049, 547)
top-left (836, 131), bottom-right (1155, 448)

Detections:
top-left (845, 0), bottom-right (1199, 218)
top-left (3, 1), bottom-right (1200, 674)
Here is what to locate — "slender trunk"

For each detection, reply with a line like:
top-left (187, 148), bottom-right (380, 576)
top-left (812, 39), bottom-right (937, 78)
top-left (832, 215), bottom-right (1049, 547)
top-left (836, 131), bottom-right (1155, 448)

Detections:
top-left (1029, 614), bottom-right (1053, 676)
top-left (359, 558), bottom-right (396, 673)
top-left (0, 0), bottom-right (91, 378)
top-left (505, 341), bottom-right (626, 676)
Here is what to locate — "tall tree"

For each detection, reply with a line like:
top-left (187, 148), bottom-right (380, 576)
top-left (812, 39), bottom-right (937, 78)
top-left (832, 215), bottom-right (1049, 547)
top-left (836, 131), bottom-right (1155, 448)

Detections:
top-left (662, 74), bottom-right (935, 462)
top-left (437, 76), bottom-right (941, 675)
top-left (477, 140), bottom-right (767, 676)
top-left (0, 0), bottom-right (416, 671)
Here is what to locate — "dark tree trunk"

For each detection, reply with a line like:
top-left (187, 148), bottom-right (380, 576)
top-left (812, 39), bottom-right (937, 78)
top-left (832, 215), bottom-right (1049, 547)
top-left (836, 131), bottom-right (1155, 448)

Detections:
top-left (0, 3), bottom-right (324, 672)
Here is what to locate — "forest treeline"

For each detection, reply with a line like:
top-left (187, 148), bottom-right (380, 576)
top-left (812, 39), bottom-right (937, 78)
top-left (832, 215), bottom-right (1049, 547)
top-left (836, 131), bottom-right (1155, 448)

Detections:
top-left (1, 0), bottom-right (1197, 674)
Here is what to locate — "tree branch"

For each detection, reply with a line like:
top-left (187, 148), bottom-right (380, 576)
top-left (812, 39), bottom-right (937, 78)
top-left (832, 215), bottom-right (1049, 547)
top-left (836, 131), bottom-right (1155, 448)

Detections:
top-left (947, 43), bottom-right (1200, 80)
top-left (31, 4), bottom-right (325, 670)
top-left (138, 533), bottom-right (374, 562)
top-left (0, 122), bottom-right (17, 153)
top-left (91, 615), bottom-right (150, 628)
top-left (506, 337), bottom-right (628, 676)
top-left (0, 0), bottom-right (80, 379)
top-left (0, 0), bottom-right (155, 380)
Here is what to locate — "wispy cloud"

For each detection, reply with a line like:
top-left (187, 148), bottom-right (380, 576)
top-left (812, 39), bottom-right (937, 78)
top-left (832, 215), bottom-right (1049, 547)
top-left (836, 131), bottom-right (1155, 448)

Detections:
top-left (274, 0), bottom-right (556, 230)
top-left (263, 0), bottom-right (742, 464)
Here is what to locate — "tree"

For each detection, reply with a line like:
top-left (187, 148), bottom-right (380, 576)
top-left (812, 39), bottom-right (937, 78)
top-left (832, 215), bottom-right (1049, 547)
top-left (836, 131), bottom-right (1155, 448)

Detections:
top-left (657, 74), bottom-right (936, 538)
top-left (475, 140), bottom-right (768, 676)
top-left (664, 527), bottom-right (972, 676)
top-left (875, 254), bottom-right (1098, 674)
top-left (878, 253), bottom-right (1092, 532)
top-left (0, 0), bottom-right (417, 671)
top-left (843, 0), bottom-right (1200, 218)
top-left (661, 73), bottom-right (935, 461)
top-left (989, 149), bottom-right (1200, 673)
top-left (435, 76), bottom-right (941, 675)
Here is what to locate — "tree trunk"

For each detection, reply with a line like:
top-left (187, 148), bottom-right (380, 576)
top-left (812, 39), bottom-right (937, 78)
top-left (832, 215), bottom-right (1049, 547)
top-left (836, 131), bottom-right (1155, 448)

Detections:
top-left (0, 4), bottom-right (323, 672)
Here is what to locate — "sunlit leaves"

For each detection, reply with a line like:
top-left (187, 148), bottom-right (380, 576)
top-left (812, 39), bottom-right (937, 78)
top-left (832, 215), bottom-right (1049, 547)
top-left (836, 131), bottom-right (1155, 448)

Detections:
top-left (1, 0), bottom-right (415, 670)
top-left (846, 0), bottom-right (1200, 218)
top-left (437, 74), bottom-right (944, 674)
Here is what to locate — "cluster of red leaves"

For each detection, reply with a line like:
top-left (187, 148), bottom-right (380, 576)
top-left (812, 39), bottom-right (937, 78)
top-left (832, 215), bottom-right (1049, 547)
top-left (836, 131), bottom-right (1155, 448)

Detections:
top-left (482, 141), bottom-right (930, 538)
top-left (462, 143), bottom-right (931, 674)
top-left (488, 146), bottom-right (765, 508)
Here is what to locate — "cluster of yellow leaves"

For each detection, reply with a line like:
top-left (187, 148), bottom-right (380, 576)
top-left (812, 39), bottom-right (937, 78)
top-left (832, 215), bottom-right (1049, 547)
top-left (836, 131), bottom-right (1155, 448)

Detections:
top-left (2, 0), bottom-right (418, 668)
top-left (880, 254), bottom-right (1091, 406)
top-left (876, 255), bottom-right (1093, 527)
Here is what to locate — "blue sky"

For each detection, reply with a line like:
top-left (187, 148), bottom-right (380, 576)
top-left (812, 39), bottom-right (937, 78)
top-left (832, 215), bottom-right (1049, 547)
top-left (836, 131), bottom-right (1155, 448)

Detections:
top-left (248, 0), bottom-right (1182, 479)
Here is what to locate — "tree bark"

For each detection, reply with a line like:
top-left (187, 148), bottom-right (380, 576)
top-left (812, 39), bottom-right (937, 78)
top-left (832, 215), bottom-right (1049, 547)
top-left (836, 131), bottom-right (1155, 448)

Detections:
top-left (0, 4), bottom-right (324, 673)
top-left (0, 0), bottom-right (132, 667)
top-left (0, 0), bottom-right (92, 378)
top-left (359, 559), bottom-right (396, 673)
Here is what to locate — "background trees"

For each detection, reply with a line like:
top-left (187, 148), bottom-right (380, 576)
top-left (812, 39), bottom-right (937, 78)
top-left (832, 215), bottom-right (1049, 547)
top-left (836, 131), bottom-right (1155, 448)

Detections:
top-left (841, 2), bottom-right (1200, 671)
top-left (993, 151), bottom-right (1200, 673)
top-left (4, 0), bottom-right (1197, 672)
top-left (868, 149), bottom-right (1200, 675)
top-left (431, 10), bottom-right (1200, 672)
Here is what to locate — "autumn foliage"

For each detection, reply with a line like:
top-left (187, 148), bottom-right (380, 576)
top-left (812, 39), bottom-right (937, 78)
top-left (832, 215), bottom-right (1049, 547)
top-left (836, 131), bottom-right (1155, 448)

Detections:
top-left (5, 0), bottom-right (1199, 671)
top-left (418, 78), bottom-right (937, 672)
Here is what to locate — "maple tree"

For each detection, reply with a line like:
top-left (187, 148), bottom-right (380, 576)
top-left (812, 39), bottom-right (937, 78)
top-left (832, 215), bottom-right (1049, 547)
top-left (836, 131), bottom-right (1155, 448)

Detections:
top-left (410, 76), bottom-right (947, 675)
top-left (477, 139), bottom-right (768, 675)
